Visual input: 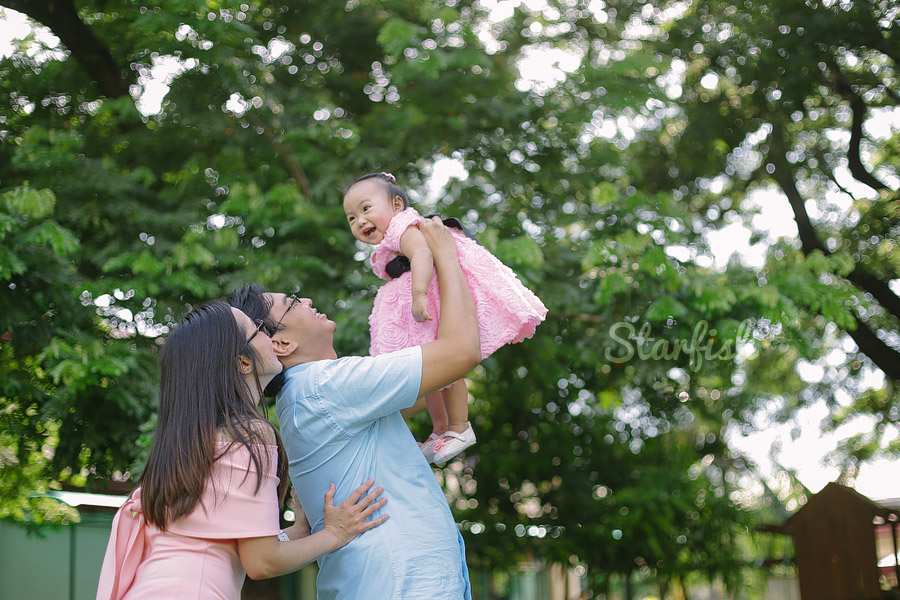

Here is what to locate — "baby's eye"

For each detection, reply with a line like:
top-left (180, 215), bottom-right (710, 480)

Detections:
top-left (362, 206), bottom-right (369, 212)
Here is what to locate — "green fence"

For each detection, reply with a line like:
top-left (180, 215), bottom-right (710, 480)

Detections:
top-left (0, 511), bottom-right (112, 600)
top-left (0, 511), bottom-right (578, 600)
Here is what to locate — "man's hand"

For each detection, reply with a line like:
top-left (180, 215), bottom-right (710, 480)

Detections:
top-left (417, 216), bottom-right (457, 265)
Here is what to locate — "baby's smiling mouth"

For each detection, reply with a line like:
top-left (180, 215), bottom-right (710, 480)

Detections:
top-left (363, 226), bottom-right (376, 237)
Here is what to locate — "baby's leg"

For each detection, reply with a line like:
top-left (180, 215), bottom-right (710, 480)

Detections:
top-left (426, 391), bottom-right (449, 436)
top-left (444, 380), bottom-right (469, 434)
top-left (432, 380), bottom-right (475, 463)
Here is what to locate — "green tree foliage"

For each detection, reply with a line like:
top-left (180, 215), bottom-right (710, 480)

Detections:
top-left (1, 0), bottom-right (896, 594)
top-left (0, 184), bottom-right (154, 526)
top-left (633, 0), bottom-right (900, 468)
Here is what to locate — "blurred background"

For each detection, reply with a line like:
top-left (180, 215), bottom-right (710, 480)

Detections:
top-left (0, 1), bottom-right (898, 598)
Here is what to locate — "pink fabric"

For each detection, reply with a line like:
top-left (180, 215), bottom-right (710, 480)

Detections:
top-left (96, 443), bottom-right (281, 600)
top-left (96, 491), bottom-right (146, 600)
top-left (369, 208), bottom-right (547, 358)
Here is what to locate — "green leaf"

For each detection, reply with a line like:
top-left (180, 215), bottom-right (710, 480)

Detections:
top-left (133, 249), bottom-right (164, 275)
top-left (826, 252), bottom-right (855, 277)
top-left (593, 271), bottom-right (630, 305)
top-left (0, 213), bottom-right (16, 239)
top-left (590, 182), bottom-right (618, 206)
top-left (0, 245), bottom-right (27, 279)
top-left (645, 295), bottom-right (689, 321)
top-left (49, 359), bottom-right (89, 386)
top-left (3, 187), bottom-right (56, 219)
top-left (19, 221), bottom-right (80, 255)
top-left (638, 245), bottom-right (670, 274)
top-left (377, 18), bottom-right (424, 57)
top-left (581, 242), bottom-right (608, 271)
top-left (696, 284), bottom-right (737, 315)
top-left (495, 236), bottom-right (544, 271)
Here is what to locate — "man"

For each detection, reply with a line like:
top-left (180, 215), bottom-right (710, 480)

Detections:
top-left (232, 218), bottom-right (480, 599)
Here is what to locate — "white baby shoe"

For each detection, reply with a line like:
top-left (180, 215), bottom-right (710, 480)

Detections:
top-left (433, 423), bottom-right (476, 464)
top-left (418, 433), bottom-right (443, 464)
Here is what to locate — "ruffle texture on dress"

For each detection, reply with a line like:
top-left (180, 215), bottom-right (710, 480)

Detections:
top-left (369, 208), bottom-right (547, 358)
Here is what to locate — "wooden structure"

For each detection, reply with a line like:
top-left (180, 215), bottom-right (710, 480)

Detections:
top-left (769, 482), bottom-right (899, 599)
top-left (877, 497), bottom-right (900, 589)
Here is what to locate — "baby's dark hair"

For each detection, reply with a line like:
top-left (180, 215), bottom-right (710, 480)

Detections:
top-left (345, 172), bottom-right (410, 208)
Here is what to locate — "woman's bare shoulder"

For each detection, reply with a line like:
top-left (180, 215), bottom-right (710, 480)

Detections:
top-left (215, 419), bottom-right (277, 445)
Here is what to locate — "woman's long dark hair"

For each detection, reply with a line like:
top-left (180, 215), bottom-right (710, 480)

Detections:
top-left (139, 300), bottom-right (289, 529)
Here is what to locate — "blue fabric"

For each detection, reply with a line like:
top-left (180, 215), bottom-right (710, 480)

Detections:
top-left (277, 346), bottom-right (471, 600)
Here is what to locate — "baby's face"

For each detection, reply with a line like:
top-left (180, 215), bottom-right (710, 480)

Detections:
top-left (343, 179), bottom-right (404, 245)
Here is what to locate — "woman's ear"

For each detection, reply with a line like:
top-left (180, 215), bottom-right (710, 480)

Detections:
top-left (236, 354), bottom-right (253, 375)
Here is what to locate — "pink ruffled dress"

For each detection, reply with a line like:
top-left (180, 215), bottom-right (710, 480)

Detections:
top-left (96, 443), bottom-right (281, 600)
top-left (369, 208), bottom-right (548, 358)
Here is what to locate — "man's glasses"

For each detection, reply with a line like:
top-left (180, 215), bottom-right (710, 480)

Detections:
top-left (273, 294), bottom-right (298, 332)
top-left (246, 318), bottom-right (272, 345)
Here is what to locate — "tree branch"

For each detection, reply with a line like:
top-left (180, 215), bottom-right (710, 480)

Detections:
top-left (845, 271), bottom-right (900, 320)
top-left (823, 59), bottom-right (888, 192)
top-left (825, 165), bottom-right (855, 200)
top-left (3, 0), bottom-right (130, 98)
top-left (845, 316), bottom-right (900, 381)
top-left (883, 85), bottom-right (900, 106)
top-left (769, 127), bottom-right (826, 254)
top-left (246, 112), bottom-right (312, 203)
top-left (770, 125), bottom-right (900, 381)
top-left (820, 168), bottom-right (900, 317)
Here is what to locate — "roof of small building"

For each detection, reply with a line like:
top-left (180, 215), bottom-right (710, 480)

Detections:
top-left (761, 481), bottom-right (898, 535)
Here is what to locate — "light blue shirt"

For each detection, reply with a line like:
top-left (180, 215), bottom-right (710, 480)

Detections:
top-left (276, 346), bottom-right (471, 600)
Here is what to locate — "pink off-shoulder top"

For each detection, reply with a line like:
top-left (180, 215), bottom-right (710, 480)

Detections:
top-left (96, 443), bottom-right (281, 600)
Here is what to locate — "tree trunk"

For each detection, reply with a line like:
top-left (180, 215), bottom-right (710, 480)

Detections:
top-left (3, 0), bottom-right (130, 97)
top-left (678, 574), bottom-right (691, 600)
top-left (658, 575), bottom-right (669, 599)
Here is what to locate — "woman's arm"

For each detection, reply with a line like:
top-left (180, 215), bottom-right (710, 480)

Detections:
top-left (281, 486), bottom-right (311, 539)
top-left (237, 479), bottom-right (388, 580)
top-left (399, 226), bottom-right (435, 322)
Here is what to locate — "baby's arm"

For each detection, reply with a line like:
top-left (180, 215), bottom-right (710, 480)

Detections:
top-left (399, 226), bottom-right (435, 322)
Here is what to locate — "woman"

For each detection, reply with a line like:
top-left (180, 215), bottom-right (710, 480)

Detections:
top-left (97, 301), bottom-right (388, 599)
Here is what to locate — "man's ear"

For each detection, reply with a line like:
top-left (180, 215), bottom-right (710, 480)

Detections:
top-left (236, 354), bottom-right (253, 375)
top-left (271, 336), bottom-right (299, 358)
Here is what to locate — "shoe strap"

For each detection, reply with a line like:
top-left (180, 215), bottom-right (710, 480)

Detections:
top-left (442, 430), bottom-right (468, 442)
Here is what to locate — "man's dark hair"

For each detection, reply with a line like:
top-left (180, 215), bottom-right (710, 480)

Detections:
top-left (231, 283), bottom-right (273, 325)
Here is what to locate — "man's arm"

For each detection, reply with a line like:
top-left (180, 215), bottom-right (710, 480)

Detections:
top-left (415, 217), bottom-right (481, 398)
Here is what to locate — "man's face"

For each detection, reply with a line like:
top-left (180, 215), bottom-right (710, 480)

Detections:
top-left (264, 293), bottom-right (336, 358)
